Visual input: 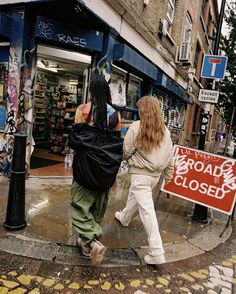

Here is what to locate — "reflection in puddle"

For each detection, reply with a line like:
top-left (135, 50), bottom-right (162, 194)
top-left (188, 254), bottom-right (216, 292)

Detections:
top-left (28, 199), bottom-right (49, 216)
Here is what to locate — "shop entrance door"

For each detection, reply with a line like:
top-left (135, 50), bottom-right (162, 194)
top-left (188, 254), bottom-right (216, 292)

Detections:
top-left (30, 45), bottom-right (91, 177)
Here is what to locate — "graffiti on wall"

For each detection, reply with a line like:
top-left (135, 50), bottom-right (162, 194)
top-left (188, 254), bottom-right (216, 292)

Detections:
top-left (1, 45), bottom-right (36, 176)
top-left (156, 95), bottom-right (186, 144)
top-left (5, 46), bottom-right (36, 135)
top-left (5, 47), bottom-right (19, 135)
top-left (17, 47), bottom-right (36, 134)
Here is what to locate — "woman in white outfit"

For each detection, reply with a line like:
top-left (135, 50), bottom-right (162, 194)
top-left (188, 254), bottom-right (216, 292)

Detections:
top-left (115, 95), bottom-right (174, 265)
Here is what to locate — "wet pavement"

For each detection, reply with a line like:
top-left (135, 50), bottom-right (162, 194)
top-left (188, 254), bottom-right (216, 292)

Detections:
top-left (0, 171), bottom-right (235, 293)
top-left (0, 171), bottom-right (232, 266)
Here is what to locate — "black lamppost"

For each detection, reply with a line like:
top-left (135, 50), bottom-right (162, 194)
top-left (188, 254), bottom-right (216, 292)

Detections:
top-left (3, 134), bottom-right (27, 230)
top-left (192, 0), bottom-right (227, 223)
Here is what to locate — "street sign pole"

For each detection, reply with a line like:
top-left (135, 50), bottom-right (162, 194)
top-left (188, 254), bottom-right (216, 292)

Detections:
top-left (192, 0), bottom-right (227, 223)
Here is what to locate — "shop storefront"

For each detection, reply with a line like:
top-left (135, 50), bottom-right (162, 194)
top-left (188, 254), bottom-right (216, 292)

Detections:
top-left (30, 15), bottom-right (103, 173)
top-left (108, 43), bottom-right (157, 134)
top-left (0, 0), bottom-right (192, 177)
top-left (153, 72), bottom-right (193, 144)
top-left (33, 45), bottom-right (92, 154)
top-left (0, 2), bottom-right (107, 175)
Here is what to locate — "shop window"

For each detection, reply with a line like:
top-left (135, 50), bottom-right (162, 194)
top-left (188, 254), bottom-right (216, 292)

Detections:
top-left (166, 0), bottom-right (176, 34)
top-left (109, 66), bottom-right (127, 106)
top-left (127, 74), bottom-right (142, 109)
top-left (0, 63), bottom-right (8, 131)
top-left (32, 45), bottom-right (91, 156)
top-left (110, 66), bottom-right (142, 120)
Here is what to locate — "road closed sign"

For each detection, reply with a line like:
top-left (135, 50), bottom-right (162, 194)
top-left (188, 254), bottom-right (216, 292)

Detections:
top-left (162, 145), bottom-right (236, 215)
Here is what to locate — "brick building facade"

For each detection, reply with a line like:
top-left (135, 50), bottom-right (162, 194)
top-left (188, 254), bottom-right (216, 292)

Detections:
top-left (103, 0), bottom-right (219, 148)
top-left (0, 0), bottom-right (220, 175)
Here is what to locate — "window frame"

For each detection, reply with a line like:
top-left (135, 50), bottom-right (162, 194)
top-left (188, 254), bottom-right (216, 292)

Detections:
top-left (180, 12), bottom-right (192, 61)
top-left (166, 0), bottom-right (176, 34)
top-left (110, 65), bottom-right (143, 110)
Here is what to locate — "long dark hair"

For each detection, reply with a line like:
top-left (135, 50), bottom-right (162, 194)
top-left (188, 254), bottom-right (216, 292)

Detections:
top-left (86, 74), bottom-right (112, 129)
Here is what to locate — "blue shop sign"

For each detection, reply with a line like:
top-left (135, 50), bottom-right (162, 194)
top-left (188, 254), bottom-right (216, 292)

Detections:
top-left (35, 16), bottom-right (104, 52)
top-left (0, 13), bottom-right (11, 39)
top-left (113, 44), bottom-right (157, 80)
top-left (155, 72), bottom-right (193, 103)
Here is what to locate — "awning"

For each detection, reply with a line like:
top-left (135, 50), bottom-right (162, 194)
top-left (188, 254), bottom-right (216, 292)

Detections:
top-left (35, 16), bottom-right (104, 52)
top-left (113, 44), bottom-right (157, 80)
top-left (0, 46), bottom-right (10, 62)
top-left (0, 13), bottom-right (11, 40)
top-left (155, 72), bottom-right (193, 103)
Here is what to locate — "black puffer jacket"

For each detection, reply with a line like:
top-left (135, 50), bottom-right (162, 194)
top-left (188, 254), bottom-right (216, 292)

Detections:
top-left (68, 123), bottom-right (123, 191)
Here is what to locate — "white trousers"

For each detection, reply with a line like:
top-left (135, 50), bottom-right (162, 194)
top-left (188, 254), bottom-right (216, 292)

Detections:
top-left (120, 174), bottom-right (164, 257)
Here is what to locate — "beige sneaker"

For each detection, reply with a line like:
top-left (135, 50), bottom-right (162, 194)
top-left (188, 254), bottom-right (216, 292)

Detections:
top-left (144, 254), bottom-right (166, 265)
top-left (77, 238), bottom-right (91, 257)
top-left (90, 240), bottom-right (107, 265)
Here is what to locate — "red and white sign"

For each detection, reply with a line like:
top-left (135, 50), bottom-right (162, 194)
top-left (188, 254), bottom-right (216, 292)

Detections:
top-left (162, 145), bottom-right (236, 215)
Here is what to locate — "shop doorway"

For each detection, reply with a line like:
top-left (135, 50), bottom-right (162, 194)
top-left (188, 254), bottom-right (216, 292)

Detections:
top-left (30, 45), bottom-right (91, 176)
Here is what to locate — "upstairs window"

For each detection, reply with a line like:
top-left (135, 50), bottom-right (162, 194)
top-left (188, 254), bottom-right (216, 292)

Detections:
top-left (166, 0), bottom-right (175, 34)
top-left (180, 12), bottom-right (192, 62)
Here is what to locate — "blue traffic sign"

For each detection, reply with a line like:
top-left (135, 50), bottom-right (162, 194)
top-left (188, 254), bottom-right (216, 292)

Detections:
top-left (201, 54), bottom-right (228, 79)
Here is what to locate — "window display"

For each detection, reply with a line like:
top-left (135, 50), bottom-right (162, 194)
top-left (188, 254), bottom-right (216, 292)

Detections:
top-left (109, 67), bottom-right (126, 106)
top-left (110, 66), bottom-right (142, 121)
top-left (0, 63), bottom-right (8, 130)
top-left (32, 52), bottom-right (89, 155)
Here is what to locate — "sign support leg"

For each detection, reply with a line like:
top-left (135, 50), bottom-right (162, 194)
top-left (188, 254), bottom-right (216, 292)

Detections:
top-left (219, 203), bottom-right (235, 238)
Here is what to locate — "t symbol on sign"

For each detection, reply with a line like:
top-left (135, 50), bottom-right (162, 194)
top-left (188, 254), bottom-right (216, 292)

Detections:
top-left (209, 58), bottom-right (222, 77)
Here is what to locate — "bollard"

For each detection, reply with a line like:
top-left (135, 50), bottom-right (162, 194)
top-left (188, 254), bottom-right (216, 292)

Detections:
top-left (3, 133), bottom-right (27, 230)
top-left (191, 204), bottom-right (208, 224)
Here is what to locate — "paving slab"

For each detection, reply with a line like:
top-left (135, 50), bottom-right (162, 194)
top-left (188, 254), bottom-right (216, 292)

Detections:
top-left (0, 175), bottom-right (233, 267)
top-left (188, 219), bottom-right (233, 251)
top-left (0, 237), bottom-right (58, 261)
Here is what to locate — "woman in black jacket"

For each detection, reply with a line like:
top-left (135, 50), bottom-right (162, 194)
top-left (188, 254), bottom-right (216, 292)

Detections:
top-left (69, 74), bottom-right (122, 265)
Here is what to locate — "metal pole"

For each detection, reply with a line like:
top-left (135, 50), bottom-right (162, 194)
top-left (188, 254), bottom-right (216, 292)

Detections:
top-left (213, 0), bottom-right (227, 55)
top-left (192, 0), bottom-right (226, 223)
top-left (3, 133), bottom-right (27, 230)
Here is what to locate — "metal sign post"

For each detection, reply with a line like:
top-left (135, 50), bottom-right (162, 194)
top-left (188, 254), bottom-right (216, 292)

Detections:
top-left (191, 0), bottom-right (227, 223)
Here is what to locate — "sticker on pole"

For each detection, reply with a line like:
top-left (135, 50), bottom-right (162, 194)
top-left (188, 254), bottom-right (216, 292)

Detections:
top-left (198, 89), bottom-right (219, 104)
top-left (161, 145), bottom-right (236, 215)
top-left (201, 54), bottom-right (228, 79)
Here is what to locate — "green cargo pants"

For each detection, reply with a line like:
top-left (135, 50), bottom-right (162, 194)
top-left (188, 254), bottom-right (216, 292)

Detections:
top-left (71, 181), bottom-right (109, 245)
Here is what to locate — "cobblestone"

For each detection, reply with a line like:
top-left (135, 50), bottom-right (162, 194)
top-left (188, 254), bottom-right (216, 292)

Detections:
top-left (0, 253), bottom-right (235, 293)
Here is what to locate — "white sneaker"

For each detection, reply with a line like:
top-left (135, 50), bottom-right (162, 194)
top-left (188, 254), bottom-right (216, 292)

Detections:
top-left (144, 254), bottom-right (166, 265)
top-left (90, 240), bottom-right (107, 265)
top-left (115, 211), bottom-right (129, 227)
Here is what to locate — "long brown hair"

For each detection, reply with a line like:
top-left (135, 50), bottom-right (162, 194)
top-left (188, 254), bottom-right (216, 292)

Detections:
top-left (136, 96), bottom-right (165, 153)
